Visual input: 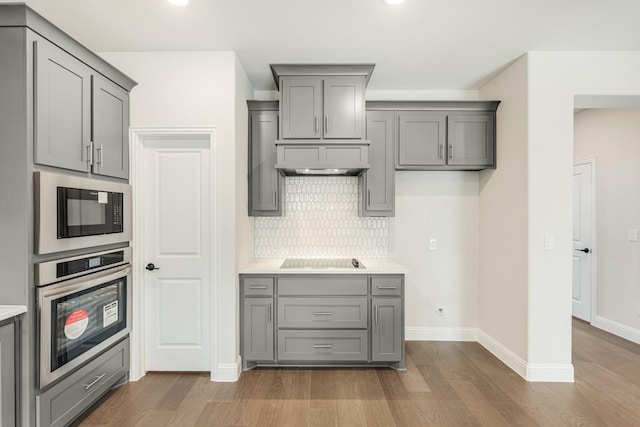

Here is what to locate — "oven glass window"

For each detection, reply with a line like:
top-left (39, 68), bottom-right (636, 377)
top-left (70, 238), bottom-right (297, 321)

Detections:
top-left (51, 277), bottom-right (126, 371)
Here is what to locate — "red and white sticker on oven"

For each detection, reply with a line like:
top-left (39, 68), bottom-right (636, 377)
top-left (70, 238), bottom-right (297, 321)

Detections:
top-left (64, 309), bottom-right (89, 340)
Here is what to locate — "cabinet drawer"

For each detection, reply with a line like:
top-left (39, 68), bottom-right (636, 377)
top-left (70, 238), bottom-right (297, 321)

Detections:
top-left (370, 276), bottom-right (403, 296)
top-left (278, 330), bottom-right (368, 361)
top-left (278, 276), bottom-right (367, 296)
top-left (278, 297), bottom-right (367, 329)
top-left (243, 276), bottom-right (274, 296)
top-left (38, 338), bottom-right (129, 427)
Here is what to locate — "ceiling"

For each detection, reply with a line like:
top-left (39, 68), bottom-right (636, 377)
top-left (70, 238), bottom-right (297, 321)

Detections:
top-left (4, 0), bottom-right (640, 92)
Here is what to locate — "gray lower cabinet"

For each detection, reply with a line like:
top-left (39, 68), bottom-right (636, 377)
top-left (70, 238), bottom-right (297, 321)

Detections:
top-left (33, 35), bottom-right (132, 178)
top-left (0, 318), bottom-right (18, 427)
top-left (37, 337), bottom-right (129, 427)
top-left (240, 274), bottom-right (404, 370)
top-left (360, 110), bottom-right (395, 216)
top-left (241, 276), bottom-right (275, 367)
top-left (248, 102), bottom-right (282, 216)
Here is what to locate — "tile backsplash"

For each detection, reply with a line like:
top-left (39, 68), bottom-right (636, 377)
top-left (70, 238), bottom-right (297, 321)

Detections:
top-left (254, 176), bottom-right (389, 258)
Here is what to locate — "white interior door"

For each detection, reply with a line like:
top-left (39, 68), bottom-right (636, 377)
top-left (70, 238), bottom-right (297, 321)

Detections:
top-left (142, 136), bottom-right (212, 371)
top-left (572, 161), bottom-right (594, 321)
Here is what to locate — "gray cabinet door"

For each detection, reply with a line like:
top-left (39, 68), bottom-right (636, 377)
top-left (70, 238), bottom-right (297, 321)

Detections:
top-left (281, 78), bottom-right (322, 139)
top-left (0, 321), bottom-right (16, 427)
top-left (371, 298), bottom-right (402, 362)
top-left (323, 76), bottom-right (364, 139)
top-left (92, 75), bottom-right (130, 179)
top-left (249, 111), bottom-right (281, 215)
top-left (447, 112), bottom-right (495, 167)
top-left (34, 39), bottom-right (92, 172)
top-left (397, 111), bottom-right (447, 168)
top-left (242, 297), bottom-right (274, 361)
top-left (361, 111), bottom-right (395, 216)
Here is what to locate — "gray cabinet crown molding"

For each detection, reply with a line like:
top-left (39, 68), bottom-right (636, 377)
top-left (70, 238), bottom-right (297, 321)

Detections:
top-left (270, 63), bottom-right (376, 89)
top-left (0, 4), bottom-right (136, 91)
top-left (366, 100), bottom-right (500, 112)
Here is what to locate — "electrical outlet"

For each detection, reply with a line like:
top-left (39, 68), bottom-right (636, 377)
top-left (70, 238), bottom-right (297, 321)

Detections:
top-left (629, 229), bottom-right (638, 242)
top-left (429, 239), bottom-right (437, 250)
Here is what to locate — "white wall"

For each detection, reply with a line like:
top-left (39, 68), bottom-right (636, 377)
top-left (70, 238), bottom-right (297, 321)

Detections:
top-left (477, 51), bottom-right (640, 382)
top-left (477, 56), bottom-right (530, 370)
top-left (390, 172), bottom-right (479, 340)
top-left (99, 51), bottom-right (250, 380)
top-left (574, 109), bottom-right (640, 341)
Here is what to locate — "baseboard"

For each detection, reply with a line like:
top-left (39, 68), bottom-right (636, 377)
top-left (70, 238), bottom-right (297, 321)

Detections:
top-left (212, 355), bottom-right (241, 382)
top-left (592, 315), bottom-right (640, 345)
top-left (405, 327), bottom-right (477, 341)
top-left (477, 329), bottom-right (574, 383)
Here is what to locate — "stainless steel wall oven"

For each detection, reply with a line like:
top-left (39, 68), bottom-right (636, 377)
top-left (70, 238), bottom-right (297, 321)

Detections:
top-left (34, 171), bottom-right (132, 254)
top-left (36, 248), bottom-right (131, 388)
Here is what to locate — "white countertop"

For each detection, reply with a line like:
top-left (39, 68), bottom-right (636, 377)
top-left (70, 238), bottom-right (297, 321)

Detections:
top-left (239, 258), bottom-right (407, 275)
top-left (0, 305), bottom-right (27, 322)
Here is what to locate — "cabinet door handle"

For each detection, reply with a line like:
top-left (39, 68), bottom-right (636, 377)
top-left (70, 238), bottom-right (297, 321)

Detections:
top-left (97, 144), bottom-right (104, 167)
top-left (273, 190), bottom-right (277, 206)
top-left (83, 373), bottom-right (106, 390)
top-left (312, 312), bottom-right (332, 316)
top-left (313, 344), bottom-right (333, 349)
top-left (268, 303), bottom-right (272, 323)
top-left (439, 144), bottom-right (444, 159)
top-left (377, 286), bottom-right (397, 290)
top-left (374, 304), bottom-right (378, 325)
top-left (367, 189), bottom-right (371, 206)
top-left (314, 116), bottom-right (318, 134)
top-left (325, 115), bottom-right (329, 134)
top-left (86, 143), bottom-right (93, 165)
top-left (449, 144), bottom-right (454, 160)
top-left (248, 285), bottom-right (268, 289)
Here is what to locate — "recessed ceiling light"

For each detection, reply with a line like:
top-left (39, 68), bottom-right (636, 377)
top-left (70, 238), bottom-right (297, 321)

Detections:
top-left (167, 0), bottom-right (189, 6)
top-left (382, 0), bottom-right (405, 5)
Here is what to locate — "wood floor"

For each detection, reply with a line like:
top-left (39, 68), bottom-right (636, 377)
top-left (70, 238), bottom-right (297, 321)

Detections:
top-left (76, 319), bottom-right (640, 426)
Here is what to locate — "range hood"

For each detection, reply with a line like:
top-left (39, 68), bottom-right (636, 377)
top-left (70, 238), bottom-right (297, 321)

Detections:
top-left (274, 139), bottom-right (370, 176)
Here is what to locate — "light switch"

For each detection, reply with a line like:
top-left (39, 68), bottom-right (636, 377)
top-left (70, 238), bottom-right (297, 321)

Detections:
top-left (429, 239), bottom-right (437, 250)
top-left (544, 234), bottom-right (555, 251)
top-left (629, 229), bottom-right (638, 242)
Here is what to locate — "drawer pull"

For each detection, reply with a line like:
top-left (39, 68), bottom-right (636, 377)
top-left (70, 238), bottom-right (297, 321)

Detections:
top-left (83, 373), bottom-right (106, 390)
top-left (313, 344), bottom-right (333, 349)
top-left (249, 285), bottom-right (268, 289)
top-left (312, 312), bottom-right (332, 316)
top-left (377, 286), bottom-right (398, 290)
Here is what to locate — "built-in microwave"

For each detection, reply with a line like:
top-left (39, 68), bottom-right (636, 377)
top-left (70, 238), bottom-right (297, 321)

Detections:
top-left (34, 171), bottom-right (132, 254)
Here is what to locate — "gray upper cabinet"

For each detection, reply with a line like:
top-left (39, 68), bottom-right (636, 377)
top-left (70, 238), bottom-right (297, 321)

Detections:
top-left (368, 101), bottom-right (500, 171)
top-left (280, 76), bottom-right (365, 140)
top-left (323, 77), bottom-right (365, 139)
top-left (33, 36), bottom-right (133, 179)
top-left (360, 110), bottom-right (395, 216)
top-left (92, 75), bottom-right (130, 179)
top-left (34, 39), bottom-right (92, 173)
top-left (248, 102), bottom-right (282, 216)
top-left (397, 111), bottom-right (447, 167)
top-left (281, 78), bottom-right (322, 139)
top-left (447, 112), bottom-right (494, 167)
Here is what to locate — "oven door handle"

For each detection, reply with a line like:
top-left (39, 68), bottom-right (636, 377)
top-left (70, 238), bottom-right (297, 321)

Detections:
top-left (39, 265), bottom-right (132, 300)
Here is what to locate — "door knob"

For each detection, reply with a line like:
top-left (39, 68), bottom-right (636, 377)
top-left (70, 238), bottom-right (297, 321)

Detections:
top-left (574, 248), bottom-right (590, 254)
top-left (145, 263), bottom-right (160, 271)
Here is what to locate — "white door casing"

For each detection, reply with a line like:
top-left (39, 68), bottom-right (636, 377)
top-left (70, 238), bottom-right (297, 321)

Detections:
top-left (572, 160), bottom-right (596, 322)
top-left (130, 128), bottom-right (217, 378)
